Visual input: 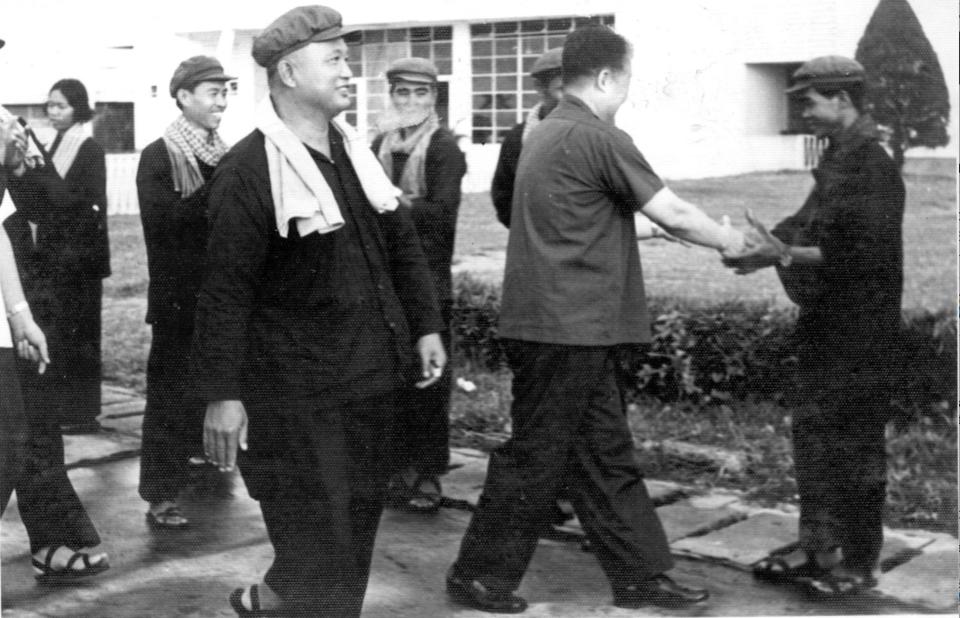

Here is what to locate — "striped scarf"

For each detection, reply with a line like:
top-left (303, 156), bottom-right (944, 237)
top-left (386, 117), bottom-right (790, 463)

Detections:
top-left (376, 111), bottom-right (440, 201)
top-left (162, 115), bottom-right (228, 197)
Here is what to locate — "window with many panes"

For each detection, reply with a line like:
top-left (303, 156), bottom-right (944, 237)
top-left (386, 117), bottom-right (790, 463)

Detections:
top-left (347, 26), bottom-right (453, 140)
top-left (470, 15), bottom-right (614, 144)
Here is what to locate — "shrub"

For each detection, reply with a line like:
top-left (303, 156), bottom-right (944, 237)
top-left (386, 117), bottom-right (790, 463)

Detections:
top-left (449, 273), bottom-right (958, 425)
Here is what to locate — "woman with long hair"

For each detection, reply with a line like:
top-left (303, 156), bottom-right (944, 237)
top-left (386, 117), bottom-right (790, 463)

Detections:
top-left (6, 78), bottom-right (110, 434)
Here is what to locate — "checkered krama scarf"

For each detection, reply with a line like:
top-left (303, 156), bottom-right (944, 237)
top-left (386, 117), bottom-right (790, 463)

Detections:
top-left (162, 115), bottom-right (228, 197)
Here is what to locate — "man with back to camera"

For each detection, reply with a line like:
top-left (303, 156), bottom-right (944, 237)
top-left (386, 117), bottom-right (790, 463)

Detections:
top-left (448, 25), bottom-right (748, 612)
top-left (191, 5), bottom-right (446, 616)
top-left (137, 55), bottom-right (234, 530)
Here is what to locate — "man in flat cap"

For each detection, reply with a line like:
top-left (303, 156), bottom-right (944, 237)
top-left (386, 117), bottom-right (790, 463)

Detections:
top-left (137, 55), bottom-right (234, 530)
top-left (372, 57), bottom-right (466, 514)
top-left (490, 47), bottom-right (562, 228)
top-left (192, 6), bottom-right (446, 616)
top-left (449, 25), bottom-right (744, 613)
top-left (724, 56), bottom-right (904, 597)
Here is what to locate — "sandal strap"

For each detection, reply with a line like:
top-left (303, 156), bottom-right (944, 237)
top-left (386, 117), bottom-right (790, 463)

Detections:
top-left (43, 546), bottom-right (59, 570)
top-left (250, 584), bottom-right (260, 611)
top-left (64, 551), bottom-right (90, 572)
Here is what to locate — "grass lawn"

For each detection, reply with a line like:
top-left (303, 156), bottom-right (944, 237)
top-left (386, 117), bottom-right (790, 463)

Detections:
top-left (101, 169), bottom-right (957, 532)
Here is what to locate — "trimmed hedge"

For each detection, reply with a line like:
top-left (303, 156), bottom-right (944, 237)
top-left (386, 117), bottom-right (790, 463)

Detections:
top-left (451, 272), bottom-right (957, 425)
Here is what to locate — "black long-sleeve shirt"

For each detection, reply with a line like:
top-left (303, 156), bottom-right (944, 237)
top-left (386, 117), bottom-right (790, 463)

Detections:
top-left (371, 128), bottom-right (466, 303)
top-left (5, 138), bottom-right (110, 283)
top-left (137, 138), bottom-right (214, 327)
top-left (490, 122), bottom-right (524, 228)
top-left (192, 127), bottom-right (444, 406)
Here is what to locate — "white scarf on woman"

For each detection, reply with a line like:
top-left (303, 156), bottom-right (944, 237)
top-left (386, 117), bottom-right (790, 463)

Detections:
top-left (48, 122), bottom-right (88, 178)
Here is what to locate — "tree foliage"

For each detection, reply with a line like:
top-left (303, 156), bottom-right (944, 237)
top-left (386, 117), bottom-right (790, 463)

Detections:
top-left (855, 0), bottom-right (950, 169)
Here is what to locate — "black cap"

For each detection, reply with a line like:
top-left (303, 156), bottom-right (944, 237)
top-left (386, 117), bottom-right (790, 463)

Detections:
top-left (786, 56), bottom-right (865, 94)
top-left (252, 5), bottom-right (357, 68)
top-left (169, 56), bottom-right (235, 97)
top-left (530, 47), bottom-right (562, 78)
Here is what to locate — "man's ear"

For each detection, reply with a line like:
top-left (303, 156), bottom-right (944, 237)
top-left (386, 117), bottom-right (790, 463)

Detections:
top-left (175, 88), bottom-right (191, 108)
top-left (276, 58), bottom-right (298, 88)
top-left (595, 68), bottom-right (611, 93)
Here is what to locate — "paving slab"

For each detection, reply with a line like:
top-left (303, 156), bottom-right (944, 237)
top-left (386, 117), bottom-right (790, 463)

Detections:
top-left (64, 432), bottom-right (141, 469)
top-left (672, 511), bottom-right (798, 568)
top-left (657, 498), bottom-right (748, 542)
top-left (100, 400), bottom-right (146, 418)
top-left (101, 384), bottom-right (141, 405)
top-left (98, 413), bottom-right (144, 438)
top-left (875, 539), bottom-right (958, 612)
top-left (877, 529), bottom-right (935, 572)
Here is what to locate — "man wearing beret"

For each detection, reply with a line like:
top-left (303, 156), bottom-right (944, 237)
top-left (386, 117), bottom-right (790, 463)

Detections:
top-left (490, 47), bottom-right (562, 228)
top-left (137, 55), bottom-right (234, 530)
top-left (372, 57), bottom-right (466, 514)
top-left (724, 56), bottom-right (904, 597)
top-left (191, 6), bottom-right (446, 616)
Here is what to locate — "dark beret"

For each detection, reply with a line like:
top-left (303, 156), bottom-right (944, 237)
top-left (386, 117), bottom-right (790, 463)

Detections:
top-left (786, 56), bottom-right (865, 94)
top-left (252, 5), bottom-right (356, 68)
top-left (169, 56), bottom-right (235, 97)
top-left (386, 57), bottom-right (438, 84)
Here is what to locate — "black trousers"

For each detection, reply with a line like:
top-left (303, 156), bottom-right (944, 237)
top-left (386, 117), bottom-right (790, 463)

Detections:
top-left (454, 340), bottom-right (673, 592)
top-left (392, 302), bottom-right (452, 476)
top-left (5, 351), bottom-right (101, 553)
top-left (793, 401), bottom-right (887, 574)
top-left (1, 348), bottom-right (28, 512)
top-left (138, 320), bottom-right (204, 504)
top-left (29, 277), bottom-right (103, 426)
top-left (240, 392), bottom-right (397, 617)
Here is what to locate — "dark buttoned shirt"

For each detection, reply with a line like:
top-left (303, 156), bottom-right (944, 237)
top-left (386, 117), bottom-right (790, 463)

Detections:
top-left (499, 95), bottom-right (664, 346)
top-left (192, 125), bottom-right (443, 406)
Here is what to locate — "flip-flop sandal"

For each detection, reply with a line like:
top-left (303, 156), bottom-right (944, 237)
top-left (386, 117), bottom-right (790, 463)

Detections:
top-left (146, 504), bottom-right (189, 529)
top-left (32, 547), bottom-right (110, 583)
top-left (406, 474), bottom-right (443, 513)
top-left (229, 584), bottom-right (285, 617)
top-left (806, 571), bottom-right (877, 596)
top-left (752, 544), bottom-right (827, 583)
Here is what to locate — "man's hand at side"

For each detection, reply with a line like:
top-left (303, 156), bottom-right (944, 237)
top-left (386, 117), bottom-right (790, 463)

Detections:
top-left (204, 400), bottom-right (248, 472)
top-left (414, 332), bottom-right (447, 389)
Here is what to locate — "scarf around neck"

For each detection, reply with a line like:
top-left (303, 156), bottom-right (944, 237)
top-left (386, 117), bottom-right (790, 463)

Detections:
top-left (376, 111), bottom-right (440, 200)
top-left (255, 97), bottom-right (399, 239)
top-left (162, 115), bottom-right (229, 198)
top-left (48, 122), bottom-right (89, 178)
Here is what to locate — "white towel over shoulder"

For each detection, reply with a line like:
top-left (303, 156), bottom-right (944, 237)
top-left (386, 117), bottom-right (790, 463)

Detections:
top-left (255, 98), bottom-right (399, 239)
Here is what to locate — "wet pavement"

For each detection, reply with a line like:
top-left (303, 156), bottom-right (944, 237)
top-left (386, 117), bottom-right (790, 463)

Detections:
top-left (1, 387), bottom-right (955, 617)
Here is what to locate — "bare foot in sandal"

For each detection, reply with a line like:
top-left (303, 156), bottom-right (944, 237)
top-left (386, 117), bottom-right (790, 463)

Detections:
top-left (32, 546), bottom-right (109, 581)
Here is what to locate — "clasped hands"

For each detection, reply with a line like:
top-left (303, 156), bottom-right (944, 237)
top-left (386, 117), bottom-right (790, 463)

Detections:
top-left (720, 210), bottom-right (790, 274)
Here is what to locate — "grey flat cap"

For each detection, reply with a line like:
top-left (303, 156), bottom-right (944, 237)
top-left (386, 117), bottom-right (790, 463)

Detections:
top-left (252, 5), bottom-right (356, 68)
top-left (386, 57), bottom-right (438, 84)
top-left (530, 47), bottom-right (562, 77)
top-left (169, 56), bottom-right (235, 97)
top-left (786, 56), bottom-right (865, 94)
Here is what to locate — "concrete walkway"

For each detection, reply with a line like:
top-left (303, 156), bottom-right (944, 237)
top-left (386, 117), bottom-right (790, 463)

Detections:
top-left (1, 386), bottom-right (955, 617)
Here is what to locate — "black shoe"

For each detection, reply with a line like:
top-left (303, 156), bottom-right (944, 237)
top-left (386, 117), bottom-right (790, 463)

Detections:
top-left (446, 568), bottom-right (528, 613)
top-left (613, 574), bottom-right (710, 609)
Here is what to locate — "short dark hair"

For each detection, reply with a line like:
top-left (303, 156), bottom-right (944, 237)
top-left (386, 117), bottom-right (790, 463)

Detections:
top-left (814, 82), bottom-right (865, 113)
top-left (49, 78), bottom-right (94, 123)
top-left (561, 25), bottom-right (631, 86)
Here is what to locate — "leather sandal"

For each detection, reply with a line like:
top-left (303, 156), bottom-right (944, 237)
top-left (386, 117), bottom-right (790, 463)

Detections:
top-left (32, 546), bottom-right (109, 582)
top-left (807, 570), bottom-right (877, 597)
top-left (753, 545), bottom-right (826, 583)
top-left (407, 474), bottom-right (443, 513)
top-left (229, 584), bottom-right (285, 617)
top-left (146, 503), bottom-right (189, 529)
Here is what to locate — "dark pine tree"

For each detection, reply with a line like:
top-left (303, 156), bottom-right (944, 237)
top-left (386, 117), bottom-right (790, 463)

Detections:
top-left (855, 0), bottom-right (950, 170)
